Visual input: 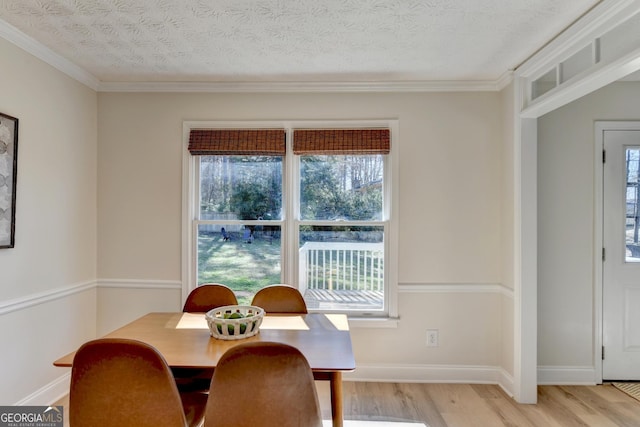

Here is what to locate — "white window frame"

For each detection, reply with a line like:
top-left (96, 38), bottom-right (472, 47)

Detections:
top-left (182, 120), bottom-right (399, 322)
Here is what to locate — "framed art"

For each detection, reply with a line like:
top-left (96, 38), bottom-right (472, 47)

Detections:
top-left (0, 112), bottom-right (18, 248)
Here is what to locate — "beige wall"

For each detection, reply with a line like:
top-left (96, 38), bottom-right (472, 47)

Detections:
top-left (0, 35), bottom-right (514, 404)
top-left (97, 91), bottom-right (509, 383)
top-left (97, 92), bottom-right (503, 283)
top-left (0, 37), bottom-right (97, 404)
top-left (1, 12), bottom-right (635, 404)
top-left (538, 81), bottom-right (640, 377)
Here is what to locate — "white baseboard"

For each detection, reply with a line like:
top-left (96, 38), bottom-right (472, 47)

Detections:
top-left (537, 365), bottom-right (598, 385)
top-left (16, 372), bottom-right (70, 406)
top-left (345, 363), bottom-right (514, 391)
top-left (31, 364), bottom-right (514, 406)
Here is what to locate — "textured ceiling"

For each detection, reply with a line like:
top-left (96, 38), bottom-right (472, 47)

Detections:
top-left (0, 0), bottom-right (601, 84)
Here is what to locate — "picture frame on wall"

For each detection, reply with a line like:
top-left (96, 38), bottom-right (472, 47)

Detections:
top-left (0, 112), bottom-right (18, 249)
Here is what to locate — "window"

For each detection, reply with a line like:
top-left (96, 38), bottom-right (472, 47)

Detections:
top-left (184, 122), bottom-right (397, 318)
top-left (626, 148), bottom-right (640, 262)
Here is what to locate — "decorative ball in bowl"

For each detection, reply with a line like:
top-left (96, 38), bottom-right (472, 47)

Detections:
top-left (205, 305), bottom-right (264, 340)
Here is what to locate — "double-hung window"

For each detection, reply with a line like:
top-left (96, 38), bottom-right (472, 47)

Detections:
top-left (184, 122), bottom-right (396, 318)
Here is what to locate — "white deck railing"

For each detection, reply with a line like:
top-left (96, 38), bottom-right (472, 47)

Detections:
top-left (298, 242), bottom-right (384, 293)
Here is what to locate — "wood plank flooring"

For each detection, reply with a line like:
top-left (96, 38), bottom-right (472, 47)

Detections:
top-left (316, 382), bottom-right (640, 427)
top-left (55, 382), bottom-right (640, 426)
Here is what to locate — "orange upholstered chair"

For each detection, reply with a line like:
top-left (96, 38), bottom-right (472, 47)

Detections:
top-left (183, 283), bottom-right (238, 312)
top-left (204, 341), bottom-right (322, 427)
top-left (69, 338), bottom-right (206, 427)
top-left (250, 284), bottom-right (308, 314)
top-left (177, 283), bottom-right (238, 392)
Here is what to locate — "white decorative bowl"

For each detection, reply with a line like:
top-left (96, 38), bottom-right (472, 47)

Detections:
top-left (205, 305), bottom-right (264, 340)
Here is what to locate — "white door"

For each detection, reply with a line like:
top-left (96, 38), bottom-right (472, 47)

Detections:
top-left (603, 126), bottom-right (640, 380)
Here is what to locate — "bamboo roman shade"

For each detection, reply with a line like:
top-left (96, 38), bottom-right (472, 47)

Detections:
top-left (293, 129), bottom-right (390, 155)
top-left (188, 129), bottom-right (286, 155)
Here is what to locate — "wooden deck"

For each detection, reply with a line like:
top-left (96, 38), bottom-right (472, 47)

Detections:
top-left (304, 289), bottom-right (384, 311)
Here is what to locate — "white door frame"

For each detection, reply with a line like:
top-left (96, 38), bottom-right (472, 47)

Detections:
top-left (513, 1), bottom-right (640, 402)
top-left (594, 121), bottom-right (607, 384)
top-left (594, 121), bottom-right (640, 382)
top-left (516, 74), bottom-right (640, 400)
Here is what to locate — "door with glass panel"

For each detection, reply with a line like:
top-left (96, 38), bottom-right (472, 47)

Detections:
top-left (603, 126), bottom-right (640, 379)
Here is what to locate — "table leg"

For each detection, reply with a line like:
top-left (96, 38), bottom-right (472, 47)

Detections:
top-left (329, 371), bottom-right (343, 427)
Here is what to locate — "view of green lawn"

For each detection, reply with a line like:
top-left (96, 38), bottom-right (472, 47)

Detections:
top-left (197, 232), bottom-right (281, 305)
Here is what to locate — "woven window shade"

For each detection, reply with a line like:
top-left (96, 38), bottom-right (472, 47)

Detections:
top-left (188, 129), bottom-right (286, 155)
top-left (293, 129), bottom-right (390, 155)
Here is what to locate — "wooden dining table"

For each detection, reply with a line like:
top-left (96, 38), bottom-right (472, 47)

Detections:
top-left (54, 312), bottom-right (356, 427)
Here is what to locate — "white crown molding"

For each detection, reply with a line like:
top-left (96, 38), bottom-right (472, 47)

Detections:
top-left (495, 70), bottom-right (514, 91)
top-left (0, 19), bottom-right (100, 90)
top-left (517, 0), bottom-right (639, 78)
top-left (97, 79), bottom-right (504, 93)
top-left (0, 15), bottom-right (513, 94)
top-left (0, 280), bottom-right (96, 316)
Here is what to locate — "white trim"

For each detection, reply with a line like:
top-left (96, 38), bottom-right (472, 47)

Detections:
top-left (182, 122), bottom-right (197, 304)
top-left (387, 121), bottom-right (400, 319)
top-left (97, 279), bottom-right (182, 290)
top-left (521, 48), bottom-right (640, 118)
top-left (593, 121), bottom-right (640, 384)
top-left (0, 280), bottom-right (96, 316)
top-left (181, 119), bottom-right (399, 318)
top-left (0, 16), bottom-right (513, 94)
top-left (0, 19), bottom-right (99, 90)
top-left (16, 372), bottom-right (71, 407)
top-left (345, 363), bottom-right (513, 389)
top-left (98, 80), bottom-right (504, 93)
top-left (516, 117), bottom-right (538, 404)
top-left (33, 365), bottom-right (513, 406)
top-left (517, 0), bottom-right (638, 78)
top-left (0, 15), bottom-right (516, 96)
top-left (509, 0), bottom-right (640, 406)
top-left (398, 283), bottom-right (513, 298)
top-left (495, 71), bottom-right (515, 91)
top-left (595, 121), bottom-right (606, 385)
top-left (537, 366), bottom-right (598, 385)
top-left (348, 317), bottom-right (400, 329)
top-left (517, 0), bottom-right (640, 115)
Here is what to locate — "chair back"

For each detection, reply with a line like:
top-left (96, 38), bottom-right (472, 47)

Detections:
top-left (70, 338), bottom-right (205, 427)
top-left (250, 284), bottom-right (308, 314)
top-left (205, 342), bottom-right (322, 427)
top-left (183, 283), bottom-right (238, 312)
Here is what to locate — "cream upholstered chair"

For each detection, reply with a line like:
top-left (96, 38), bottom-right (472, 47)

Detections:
top-left (250, 284), bottom-right (308, 314)
top-left (204, 341), bottom-right (322, 427)
top-left (183, 283), bottom-right (238, 312)
top-left (69, 338), bottom-right (206, 427)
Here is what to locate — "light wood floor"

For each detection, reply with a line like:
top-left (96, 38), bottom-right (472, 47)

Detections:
top-left (56, 382), bottom-right (640, 426)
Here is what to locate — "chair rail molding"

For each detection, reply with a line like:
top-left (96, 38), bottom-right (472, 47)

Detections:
top-left (0, 280), bottom-right (96, 316)
top-left (97, 278), bottom-right (182, 290)
top-left (398, 282), bottom-right (513, 298)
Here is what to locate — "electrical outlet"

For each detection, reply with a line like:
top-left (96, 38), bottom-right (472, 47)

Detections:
top-left (426, 329), bottom-right (439, 347)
